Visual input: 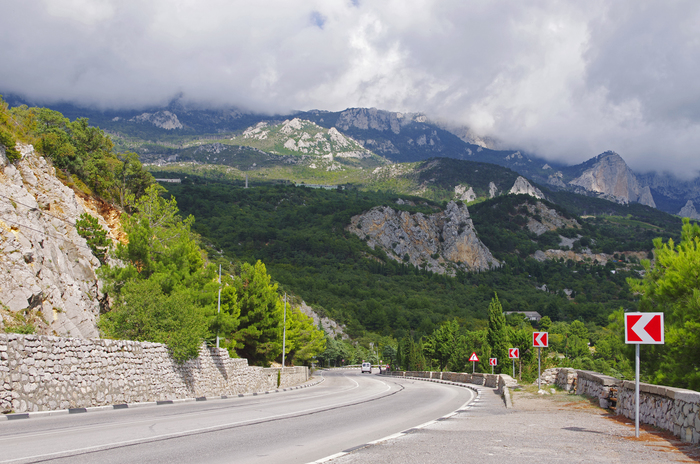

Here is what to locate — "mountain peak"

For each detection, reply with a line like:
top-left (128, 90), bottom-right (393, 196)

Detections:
top-left (569, 152), bottom-right (655, 208)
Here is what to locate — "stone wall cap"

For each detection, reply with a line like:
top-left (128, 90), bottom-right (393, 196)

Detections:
top-left (577, 370), bottom-right (620, 386)
top-left (620, 381), bottom-right (700, 402)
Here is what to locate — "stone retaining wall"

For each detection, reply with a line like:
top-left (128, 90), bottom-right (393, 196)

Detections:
top-left (0, 333), bottom-right (308, 413)
top-left (538, 367), bottom-right (700, 444)
top-left (617, 380), bottom-right (700, 444)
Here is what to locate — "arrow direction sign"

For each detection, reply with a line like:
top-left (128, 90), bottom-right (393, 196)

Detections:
top-left (533, 332), bottom-right (548, 347)
top-left (625, 313), bottom-right (664, 344)
top-left (489, 358), bottom-right (497, 366)
top-left (508, 348), bottom-right (519, 359)
top-left (468, 352), bottom-right (479, 362)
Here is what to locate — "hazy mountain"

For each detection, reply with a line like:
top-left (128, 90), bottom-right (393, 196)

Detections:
top-left (4, 95), bottom-right (700, 217)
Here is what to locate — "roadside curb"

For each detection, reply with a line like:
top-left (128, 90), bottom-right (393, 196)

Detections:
top-left (1, 376), bottom-right (325, 421)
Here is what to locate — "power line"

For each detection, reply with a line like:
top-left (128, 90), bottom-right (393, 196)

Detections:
top-left (0, 216), bottom-right (94, 254)
top-left (0, 192), bottom-right (78, 227)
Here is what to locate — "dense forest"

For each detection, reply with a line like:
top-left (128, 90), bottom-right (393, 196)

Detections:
top-left (161, 179), bottom-right (662, 341)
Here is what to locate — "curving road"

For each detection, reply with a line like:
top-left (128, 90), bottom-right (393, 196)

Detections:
top-left (0, 369), bottom-right (475, 464)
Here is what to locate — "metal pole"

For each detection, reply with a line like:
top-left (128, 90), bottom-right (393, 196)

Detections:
top-left (216, 264), bottom-right (221, 349)
top-left (512, 359), bottom-right (515, 378)
top-left (282, 293), bottom-right (287, 368)
top-left (538, 347), bottom-right (541, 391)
top-left (635, 343), bottom-right (640, 438)
top-left (491, 364), bottom-right (494, 375)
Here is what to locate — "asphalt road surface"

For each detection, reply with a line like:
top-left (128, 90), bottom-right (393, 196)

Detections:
top-left (0, 369), bottom-right (475, 464)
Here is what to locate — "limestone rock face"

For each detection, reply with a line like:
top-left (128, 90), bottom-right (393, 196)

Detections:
top-left (569, 152), bottom-right (656, 207)
top-left (679, 200), bottom-right (700, 220)
top-left (510, 176), bottom-right (544, 199)
top-left (489, 182), bottom-right (498, 198)
top-left (336, 108), bottom-right (415, 134)
top-left (298, 301), bottom-right (348, 340)
top-left (348, 201), bottom-right (499, 275)
top-left (0, 145), bottom-right (105, 338)
top-left (454, 185), bottom-right (476, 202)
top-left (129, 110), bottom-right (183, 130)
top-left (525, 202), bottom-right (580, 236)
top-left (547, 171), bottom-right (567, 188)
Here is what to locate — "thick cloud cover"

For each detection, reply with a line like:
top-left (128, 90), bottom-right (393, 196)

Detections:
top-left (1, 0), bottom-right (699, 176)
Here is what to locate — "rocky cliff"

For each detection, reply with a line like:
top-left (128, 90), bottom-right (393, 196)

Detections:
top-left (348, 201), bottom-right (499, 275)
top-left (0, 144), bottom-right (112, 338)
top-left (510, 176), bottom-right (545, 199)
top-left (569, 152), bottom-right (656, 207)
top-left (679, 200), bottom-right (700, 220)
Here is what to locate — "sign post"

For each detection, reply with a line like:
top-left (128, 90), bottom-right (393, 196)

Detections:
top-left (508, 348), bottom-right (519, 378)
top-left (625, 312), bottom-right (664, 438)
top-left (489, 358), bottom-right (497, 374)
top-left (469, 352), bottom-right (479, 373)
top-left (532, 332), bottom-right (548, 391)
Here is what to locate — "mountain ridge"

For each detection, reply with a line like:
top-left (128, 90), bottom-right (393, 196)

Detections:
top-left (3, 95), bottom-right (699, 218)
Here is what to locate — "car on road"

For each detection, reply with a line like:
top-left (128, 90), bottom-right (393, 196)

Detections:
top-left (361, 362), bottom-right (372, 373)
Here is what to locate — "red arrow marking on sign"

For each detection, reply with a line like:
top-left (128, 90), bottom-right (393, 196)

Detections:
top-left (509, 348), bottom-right (519, 358)
top-left (627, 313), bottom-right (664, 343)
top-left (627, 315), bottom-right (643, 342)
top-left (533, 332), bottom-right (548, 347)
top-left (645, 314), bottom-right (662, 341)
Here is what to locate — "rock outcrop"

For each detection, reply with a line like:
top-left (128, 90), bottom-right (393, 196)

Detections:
top-left (454, 184), bottom-right (476, 202)
top-left (569, 152), bottom-right (656, 207)
top-left (679, 200), bottom-right (700, 220)
top-left (510, 176), bottom-right (545, 199)
top-left (0, 145), bottom-right (107, 338)
top-left (348, 201), bottom-right (499, 275)
top-left (129, 110), bottom-right (183, 130)
top-left (298, 301), bottom-right (348, 340)
top-left (524, 202), bottom-right (580, 236)
top-left (336, 108), bottom-right (423, 134)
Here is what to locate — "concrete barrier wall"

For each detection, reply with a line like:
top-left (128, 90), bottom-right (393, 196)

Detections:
top-left (540, 367), bottom-right (700, 444)
top-left (0, 333), bottom-right (308, 413)
top-left (384, 370), bottom-right (515, 394)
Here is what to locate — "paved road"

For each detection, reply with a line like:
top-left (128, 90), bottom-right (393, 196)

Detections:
top-left (0, 370), bottom-right (474, 464)
top-left (331, 382), bottom-right (700, 464)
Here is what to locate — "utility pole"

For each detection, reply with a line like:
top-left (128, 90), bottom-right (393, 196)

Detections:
top-left (282, 293), bottom-right (287, 368)
top-left (216, 264), bottom-right (221, 349)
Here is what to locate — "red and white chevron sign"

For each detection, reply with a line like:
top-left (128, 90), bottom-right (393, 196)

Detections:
top-left (469, 352), bottom-right (479, 362)
top-left (489, 358), bottom-right (497, 366)
top-left (533, 332), bottom-right (548, 347)
top-left (508, 348), bottom-right (519, 359)
top-left (625, 312), bottom-right (664, 344)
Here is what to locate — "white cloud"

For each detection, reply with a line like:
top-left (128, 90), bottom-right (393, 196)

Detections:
top-left (1, 0), bottom-right (699, 176)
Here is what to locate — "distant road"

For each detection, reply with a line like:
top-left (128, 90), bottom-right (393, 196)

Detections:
top-left (0, 369), bottom-right (474, 464)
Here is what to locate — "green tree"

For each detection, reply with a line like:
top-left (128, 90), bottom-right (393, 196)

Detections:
top-left (75, 213), bottom-right (111, 265)
top-left (628, 218), bottom-right (700, 389)
top-left (0, 97), bottom-right (20, 162)
top-left (99, 185), bottom-right (217, 361)
top-left (424, 319), bottom-right (459, 371)
top-left (487, 294), bottom-right (509, 373)
top-left (232, 261), bottom-right (284, 366)
top-left (283, 306), bottom-right (326, 366)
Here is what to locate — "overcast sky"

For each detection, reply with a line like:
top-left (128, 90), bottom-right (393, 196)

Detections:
top-left (1, 0), bottom-right (699, 176)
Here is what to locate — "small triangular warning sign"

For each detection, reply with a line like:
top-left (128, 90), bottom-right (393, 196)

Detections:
top-left (469, 352), bottom-right (479, 362)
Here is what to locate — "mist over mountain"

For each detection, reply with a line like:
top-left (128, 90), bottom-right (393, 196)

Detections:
top-left (4, 94), bottom-right (700, 217)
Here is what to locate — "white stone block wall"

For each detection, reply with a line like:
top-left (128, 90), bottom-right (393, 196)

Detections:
top-left (0, 333), bottom-right (308, 413)
top-left (617, 380), bottom-right (700, 444)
